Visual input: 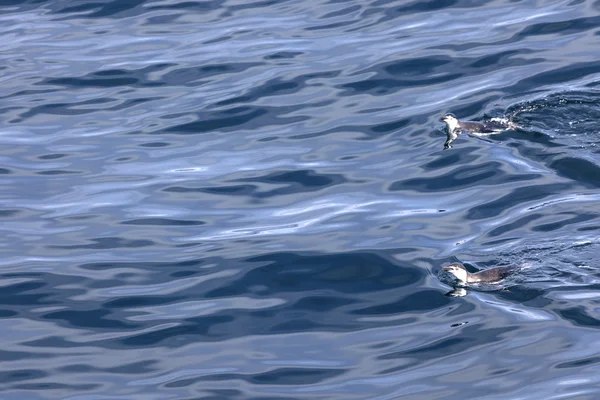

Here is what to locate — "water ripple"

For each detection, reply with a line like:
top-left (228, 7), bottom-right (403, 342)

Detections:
top-left (3, 0), bottom-right (600, 399)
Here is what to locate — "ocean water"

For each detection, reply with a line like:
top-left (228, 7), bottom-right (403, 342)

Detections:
top-left (2, 0), bottom-right (600, 399)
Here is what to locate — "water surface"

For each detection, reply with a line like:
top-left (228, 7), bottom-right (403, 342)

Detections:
top-left (2, 0), bottom-right (600, 399)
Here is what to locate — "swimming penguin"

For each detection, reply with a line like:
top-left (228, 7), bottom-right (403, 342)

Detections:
top-left (440, 113), bottom-right (519, 149)
top-left (442, 262), bottom-right (517, 286)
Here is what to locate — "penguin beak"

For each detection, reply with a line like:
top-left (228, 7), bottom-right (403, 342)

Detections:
top-left (439, 116), bottom-right (446, 121)
top-left (442, 266), bottom-right (452, 271)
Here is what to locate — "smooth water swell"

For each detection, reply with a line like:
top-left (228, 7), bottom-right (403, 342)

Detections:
top-left (2, 0), bottom-right (600, 399)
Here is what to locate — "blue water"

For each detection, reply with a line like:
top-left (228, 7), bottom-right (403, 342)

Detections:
top-left (2, 0), bottom-right (600, 399)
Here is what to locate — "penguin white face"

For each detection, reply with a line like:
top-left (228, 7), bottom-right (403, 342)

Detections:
top-left (443, 263), bottom-right (468, 282)
top-left (440, 114), bottom-right (457, 122)
top-left (440, 114), bottom-right (459, 130)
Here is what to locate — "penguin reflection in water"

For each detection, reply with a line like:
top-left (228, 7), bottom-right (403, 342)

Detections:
top-left (440, 113), bottom-right (520, 149)
top-left (441, 262), bottom-right (519, 297)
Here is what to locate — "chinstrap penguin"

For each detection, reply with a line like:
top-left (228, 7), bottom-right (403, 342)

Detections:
top-left (440, 113), bottom-right (519, 149)
top-left (442, 262), bottom-right (516, 286)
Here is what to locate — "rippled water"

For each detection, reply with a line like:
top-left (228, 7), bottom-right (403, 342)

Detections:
top-left (3, 0), bottom-right (600, 399)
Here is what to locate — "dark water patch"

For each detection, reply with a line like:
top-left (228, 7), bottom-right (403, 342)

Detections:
top-left (215, 72), bottom-right (339, 107)
top-left (227, 0), bottom-right (292, 13)
top-left (11, 382), bottom-right (100, 391)
top-left (138, 141), bottom-right (171, 147)
top-left (80, 258), bottom-right (208, 271)
top-left (0, 88), bottom-right (62, 101)
top-left (0, 350), bottom-right (57, 362)
top-left (250, 367), bottom-right (347, 385)
top-left (0, 369), bottom-right (47, 382)
top-left (216, 79), bottom-right (301, 107)
top-left (22, 336), bottom-right (84, 349)
top-left (439, 15), bottom-right (600, 56)
top-left (321, 4), bottom-right (361, 19)
top-left (488, 214), bottom-right (543, 237)
top-left (43, 76), bottom-right (140, 89)
top-left (171, 367), bottom-right (347, 387)
top-left (0, 309), bottom-right (18, 318)
top-left (533, 212), bottom-right (597, 232)
top-left (18, 99), bottom-right (113, 119)
top-left (264, 51), bottom-right (304, 60)
top-left (111, 156), bottom-right (136, 162)
top-left (385, 57), bottom-right (452, 76)
top-left (466, 183), bottom-right (573, 220)
top-left (0, 281), bottom-right (52, 307)
top-left (147, 0), bottom-right (224, 11)
top-left (402, 337), bottom-right (467, 357)
top-left (558, 306), bottom-right (600, 328)
top-left (59, 360), bottom-right (158, 374)
top-left (550, 157), bottom-right (600, 188)
top-left (170, 270), bottom-right (201, 278)
top-left (391, 162), bottom-right (499, 192)
top-left (421, 151), bottom-right (474, 170)
top-left (1, 0), bottom-right (47, 6)
top-left (37, 153), bottom-right (67, 160)
top-left (395, 0), bottom-right (458, 14)
top-left (40, 65), bottom-right (175, 89)
top-left (340, 51), bottom-right (539, 96)
top-left (339, 74), bottom-right (462, 96)
top-left (121, 218), bottom-right (205, 226)
top-left (110, 97), bottom-right (165, 111)
top-left (0, 209), bottom-right (21, 218)
top-left (470, 50), bottom-right (527, 69)
top-left (556, 356), bottom-right (600, 369)
top-left (53, 0), bottom-right (146, 18)
top-left (514, 61), bottom-right (600, 93)
top-left (293, 118), bottom-right (411, 141)
top-left (76, 251), bottom-right (423, 340)
top-left (352, 289), bottom-right (449, 315)
top-left (36, 169), bottom-right (81, 175)
top-left (363, 0), bottom-right (486, 27)
top-left (49, 237), bottom-right (155, 250)
top-left (42, 309), bottom-right (140, 330)
top-left (390, 161), bottom-right (541, 193)
top-left (222, 169), bottom-right (350, 198)
top-left (164, 184), bottom-right (256, 195)
top-left (164, 105), bottom-right (308, 134)
top-left (206, 252), bottom-right (419, 298)
top-left (371, 118), bottom-right (410, 134)
top-left (518, 16), bottom-right (600, 37)
top-left (161, 62), bottom-right (263, 86)
top-left (496, 287), bottom-right (551, 307)
top-left (389, 325), bottom-right (516, 359)
top-left (103, 296), bottom-right (186, 309)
